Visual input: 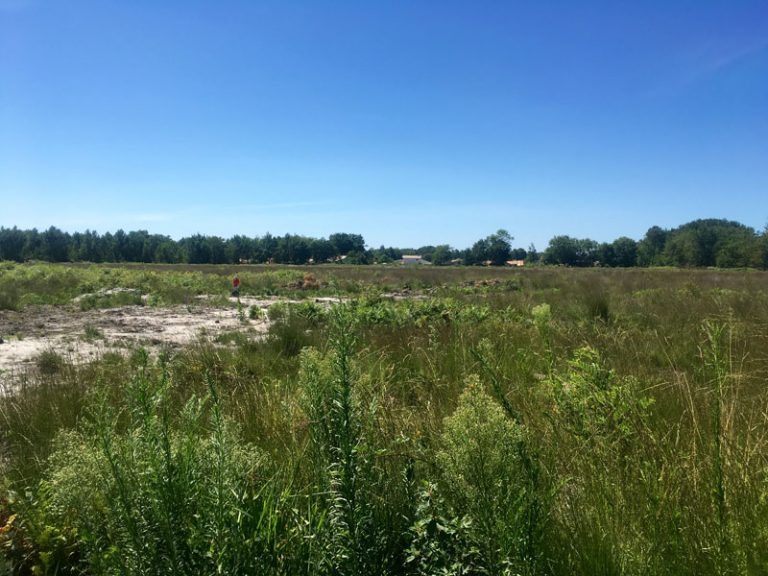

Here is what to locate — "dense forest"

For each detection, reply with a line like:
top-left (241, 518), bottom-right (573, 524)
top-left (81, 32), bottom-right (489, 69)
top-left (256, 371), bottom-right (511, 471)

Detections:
top-left (0, 219), bottom-right (766, 268)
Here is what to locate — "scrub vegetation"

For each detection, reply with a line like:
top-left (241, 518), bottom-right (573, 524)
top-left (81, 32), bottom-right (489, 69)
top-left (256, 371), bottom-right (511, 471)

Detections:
top-left (2, 262), bottom-right (768, 575)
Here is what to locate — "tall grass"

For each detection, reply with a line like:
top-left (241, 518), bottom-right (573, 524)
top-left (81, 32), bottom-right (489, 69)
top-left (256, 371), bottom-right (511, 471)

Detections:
top-left (3, 266), bottom-right (768, 574)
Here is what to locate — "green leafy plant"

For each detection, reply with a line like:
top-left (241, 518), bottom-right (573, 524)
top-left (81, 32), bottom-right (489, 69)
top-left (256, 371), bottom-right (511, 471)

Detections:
top-left (435, 378), bottom-right (538, 574)
top-left (81, 325), bottom-right (104, 342)
top-left (22, 361), bottom-right (277, 576)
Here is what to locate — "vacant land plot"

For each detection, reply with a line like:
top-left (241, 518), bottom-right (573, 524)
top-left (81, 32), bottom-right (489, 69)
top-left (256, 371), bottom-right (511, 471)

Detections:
top-left (0, 295), bottom-right (339, 378)
top-left (2, 262), bottom-right (768, 576)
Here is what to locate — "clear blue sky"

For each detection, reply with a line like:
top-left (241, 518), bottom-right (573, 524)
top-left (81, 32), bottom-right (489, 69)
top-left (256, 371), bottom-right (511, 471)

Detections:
top-left (1, 0), bottom-right (766, 250)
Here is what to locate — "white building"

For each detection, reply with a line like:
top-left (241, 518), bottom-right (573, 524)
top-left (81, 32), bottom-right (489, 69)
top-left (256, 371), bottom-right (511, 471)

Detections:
top-left (399, 254), bottom-right (432, 265)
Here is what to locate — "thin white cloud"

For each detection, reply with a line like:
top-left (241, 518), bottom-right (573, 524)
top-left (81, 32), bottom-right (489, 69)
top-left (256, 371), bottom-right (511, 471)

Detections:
top-left (704, 38), bottom-right (768, 74)
top-left (676, 37), bottom-right (768, 89)
top-left (646, 36), bottom-right (768, 99)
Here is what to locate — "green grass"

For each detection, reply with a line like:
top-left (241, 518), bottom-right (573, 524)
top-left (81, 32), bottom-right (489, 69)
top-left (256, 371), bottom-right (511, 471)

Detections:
top-left (2, 264), bottom-right (768, 574)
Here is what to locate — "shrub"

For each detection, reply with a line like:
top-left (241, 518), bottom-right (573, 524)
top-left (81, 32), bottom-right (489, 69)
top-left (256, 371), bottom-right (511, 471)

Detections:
top-left (406, 482), bottom-right (484, 576)
top-left (435, 378), bottom-right (537, 573)
top-left (298, 306), bottom-right (412, 575)
top-left (0, 282), bottom-right (20, 311)
top-left (22, 364), bottom-right (278, 576)
top-left (35, 350), bottom-right (65, 376)
top-left (248, 304), bottom-right (263, 320)
top-left (81, 325), bottom-right (103, 341)
top-left (78, 290), bottom-right (143, 311)
top-left (551, 347), bottom-right (652, 449)
top-left (267, 312), bottom-right (313, 357)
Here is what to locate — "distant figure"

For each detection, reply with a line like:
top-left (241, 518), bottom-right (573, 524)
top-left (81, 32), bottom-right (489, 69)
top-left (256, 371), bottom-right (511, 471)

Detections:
top-left (231, 274), bottom-right (240, 297)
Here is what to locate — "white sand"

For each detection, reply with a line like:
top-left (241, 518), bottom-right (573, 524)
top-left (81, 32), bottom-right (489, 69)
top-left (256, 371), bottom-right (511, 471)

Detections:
top-left (0, 296), bottom-right (329, 379)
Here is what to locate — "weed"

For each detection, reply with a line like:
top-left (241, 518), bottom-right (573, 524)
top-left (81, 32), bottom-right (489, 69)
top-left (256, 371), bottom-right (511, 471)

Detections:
top-left (0, 283), bottom-right (20, 311)
top-left (35, 350), bottom-right (65, 376)
top-left (248, 304), bottom-right (263, 320)
top-left (81, 324), bottom-right (104, 341)
top-left (267, 312), bottom-right (313, 357)
top-left (435, 378), bottom-right (539, 573)
top-left (17, 365), bottom-right (276, 576)
top-left (3, 265), bottom-right (768, 575)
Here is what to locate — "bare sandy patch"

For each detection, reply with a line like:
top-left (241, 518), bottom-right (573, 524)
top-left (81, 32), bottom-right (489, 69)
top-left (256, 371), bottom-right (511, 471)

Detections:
top-left (0, 296), bottom-right (340, 380)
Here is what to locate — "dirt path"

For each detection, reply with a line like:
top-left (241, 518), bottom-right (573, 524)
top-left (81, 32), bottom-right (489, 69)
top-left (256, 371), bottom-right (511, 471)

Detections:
top-left (0, 296), bottom-right (337, 380)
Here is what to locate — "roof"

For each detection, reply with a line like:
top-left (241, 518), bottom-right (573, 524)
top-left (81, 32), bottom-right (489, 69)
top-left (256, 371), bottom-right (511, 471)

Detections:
top-left (398, 255), bottom-right (432, 265)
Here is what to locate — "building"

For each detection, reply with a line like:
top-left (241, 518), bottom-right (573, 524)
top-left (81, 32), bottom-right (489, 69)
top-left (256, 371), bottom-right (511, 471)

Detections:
top-left (399, 254), bottom-right (432, 265)
top-left (506, 259), bottom-right (525, 267)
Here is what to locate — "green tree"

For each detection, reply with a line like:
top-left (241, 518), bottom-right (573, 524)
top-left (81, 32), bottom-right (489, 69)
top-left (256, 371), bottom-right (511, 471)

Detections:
top-left (0, 226), bottom-right (26, 261)
top-left (154, 239), bottom-right (181, 263)
top-left (662, 219), bottom-right (757, 268)
top-left (290, 235), bottom-right (312, 264)
top-left (310, 238), bottom-right (334, 263)
top-left (510, 247), bottom-right (527, 260)
top-left (756, 226), bottom-right (768, 269)
top-left (544, 236), bottom-right (578, 266)
top-left (100, 231), bottom-right (117, 262)
top-left (637, 226), bottom-right (668, 266)
top-left (487, 229), bottom-right (513, 265)
top-left (41, 226), bottom-right (70, 262)
top-left (226, 235), bottom-right (253, 263)
top-left (21, 228), bottom-right (43, 261)
top-left (469, 229), bottom-right (513, 265)
top-left (73, 230), bottom-right (105, 262)
top-left (329, 233), bottom-right (366, 257)
top-left (610, 236), bottom-right (638, 267)
top-left (543, 235), bottom-right (598, 266)
top-left (527, 243), bottom-right (540, 263)
top-left (468, 237), bottom-right (489, 265)
top-left (416, 245), bottom-right (436, 262)
top-left (255, 232), bottom-right (278, 263)
top-left (431, 244), bottom-right (453, 266)
top-left (181, 234), bottom-right (212, 264)
top-left (112, 229), bottom-right (129, 261)
top-left (715, 232), bottom-right (755, 268)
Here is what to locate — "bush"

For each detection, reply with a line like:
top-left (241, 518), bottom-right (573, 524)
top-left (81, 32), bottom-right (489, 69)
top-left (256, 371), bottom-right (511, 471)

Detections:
top-left (22, 365), bottom-right (279, 576)
top-left (0, 282), bottom-right (20, 311)
top-left (435, 378), bottom-right (538, 573)
top-left (552, 347), bottom-right (652, 449)
top-left (406, 482), bottom-right (484, 576)
top-left (35, 350), bottom-right (65, 376)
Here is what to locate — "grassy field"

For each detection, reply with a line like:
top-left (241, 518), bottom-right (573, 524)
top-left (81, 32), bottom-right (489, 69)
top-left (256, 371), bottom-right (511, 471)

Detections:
top-left (2, 262), bottom-right (768, 575)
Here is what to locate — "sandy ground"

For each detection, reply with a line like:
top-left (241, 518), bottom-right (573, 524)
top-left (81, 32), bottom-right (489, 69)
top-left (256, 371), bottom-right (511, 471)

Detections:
top-left (0, 296), bottom-right (340, 382)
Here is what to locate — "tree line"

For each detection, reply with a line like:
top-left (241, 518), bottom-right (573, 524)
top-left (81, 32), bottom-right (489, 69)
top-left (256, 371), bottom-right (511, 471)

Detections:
top-left (541, 219), bottom-right (768, 268)
top-left (0, 219), bottom-right (766, 268)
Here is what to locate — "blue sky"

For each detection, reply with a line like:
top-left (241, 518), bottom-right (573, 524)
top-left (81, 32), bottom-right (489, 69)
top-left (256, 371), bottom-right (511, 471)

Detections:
top-left (1, 0), bottom-right (766, 250)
